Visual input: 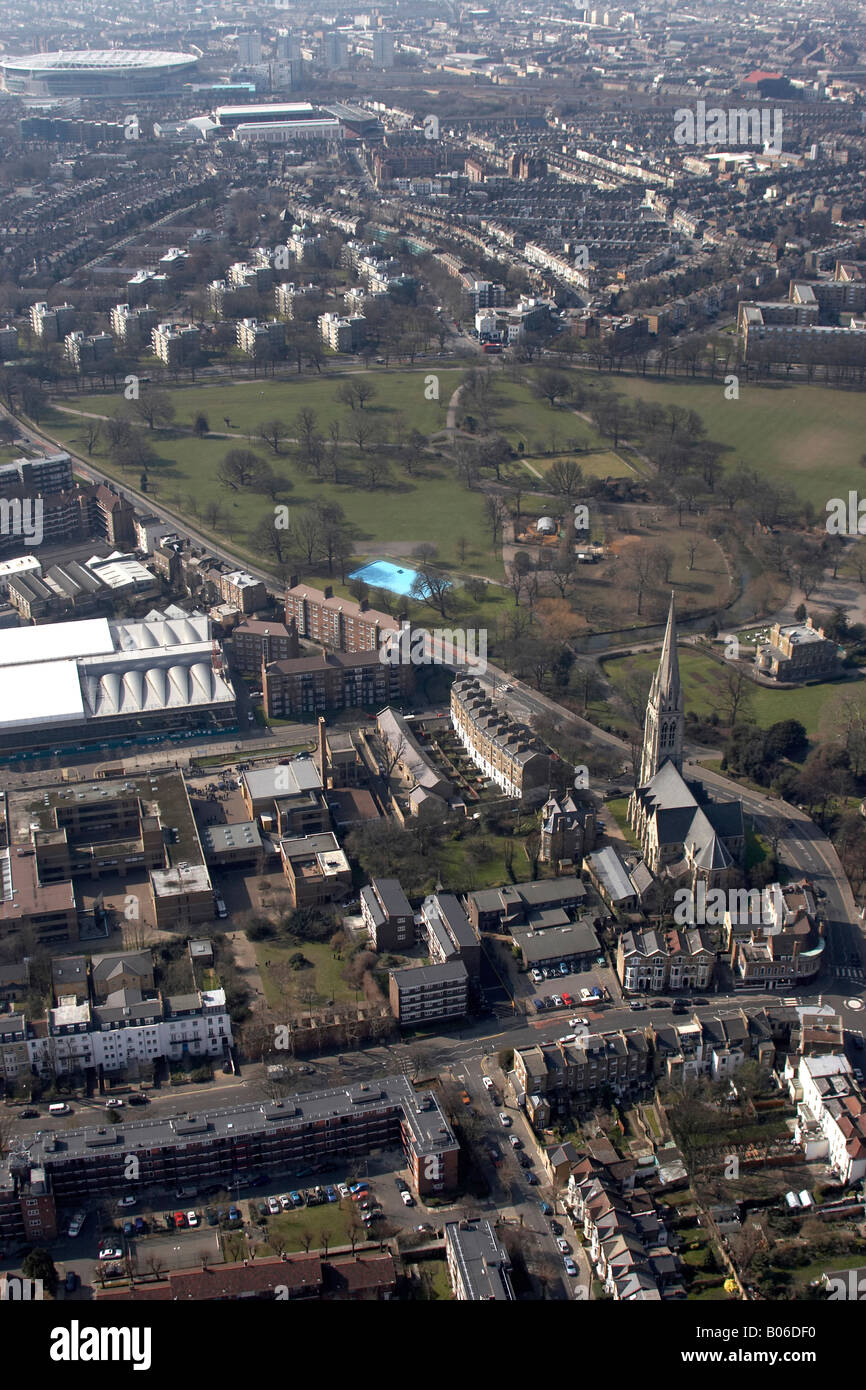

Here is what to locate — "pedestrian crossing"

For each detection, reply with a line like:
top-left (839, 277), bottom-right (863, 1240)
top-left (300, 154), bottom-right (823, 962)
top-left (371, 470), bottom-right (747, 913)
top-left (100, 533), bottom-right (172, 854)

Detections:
top-left (836, 967), bottom-right (865, 981)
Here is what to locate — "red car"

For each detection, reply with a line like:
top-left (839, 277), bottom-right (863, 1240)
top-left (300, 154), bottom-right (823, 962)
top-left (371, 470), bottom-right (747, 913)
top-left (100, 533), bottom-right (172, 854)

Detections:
top-left (174, 1211), bottom-right (186, 1228)
top-left (562, 993), bottom-right (574, 1007)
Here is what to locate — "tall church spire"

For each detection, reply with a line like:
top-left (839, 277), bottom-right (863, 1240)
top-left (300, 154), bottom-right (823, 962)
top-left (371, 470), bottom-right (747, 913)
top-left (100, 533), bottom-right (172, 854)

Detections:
top-left (639, 592), bottom-right (684, 784)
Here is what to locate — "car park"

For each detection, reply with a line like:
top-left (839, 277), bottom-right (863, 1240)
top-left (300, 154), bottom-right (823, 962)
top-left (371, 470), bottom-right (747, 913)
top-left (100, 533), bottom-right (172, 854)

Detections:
top-left (498, 1112), bottom-right (511, 1127)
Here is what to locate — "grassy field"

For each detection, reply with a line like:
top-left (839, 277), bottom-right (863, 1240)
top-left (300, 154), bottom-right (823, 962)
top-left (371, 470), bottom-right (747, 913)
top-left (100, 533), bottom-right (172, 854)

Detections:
top-left (589, 372), bottom-right (865, 511)
top-left (259, 1200), bottom-right (359, 1254)
top-left (47, 394), bottom-right (510, 579)
top-left (255, 939), bottom-right (359, 1012)
top-left (601, 644), bottom-right (864, 737)
top-left (530, 449), bottom-right (635, 480)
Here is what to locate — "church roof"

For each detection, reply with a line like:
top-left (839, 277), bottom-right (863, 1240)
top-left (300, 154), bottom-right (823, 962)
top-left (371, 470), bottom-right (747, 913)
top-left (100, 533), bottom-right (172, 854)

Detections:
top-left (649, 592), bottom-right (682, 713)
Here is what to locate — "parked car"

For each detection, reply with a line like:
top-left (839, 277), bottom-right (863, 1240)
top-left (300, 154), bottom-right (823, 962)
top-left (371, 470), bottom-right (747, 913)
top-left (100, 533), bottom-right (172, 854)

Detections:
top-left (530, 969), bottom-right (544, 984)
top-left (551, 995), bottom-right (563, 1008)
top-left (117, 1196), bottom-right (136, 1209)
top-left (509, 1135), bottom-right (522, 1148)
top-left (539, 1201), bottom-right (553, 1216)
top-left (629, 1001), bottom-right (646, 1011)
top-left (349, 1182), bottom-right (369, 1195)
top-left (227, 1206), bottom-right (242, 1224)
top-left (134, 1216), bottom-right (146, 1234)
top-left (67, 1211), bottom-right (86, 1238)
top-left (579, 989), bottom-right (593, 1003)
top-left (561, 993), bottom-right (574, 1008)
top-left (99, 1244), bottom-right (124, 1261)
top-left (173, 1212), bottom-right (186, 1228)
top-left (64, 1270), bottom-right (79, 1293)
top-left (549, 1220), bottom-right (563, 1236)
top-left (518, 1152), bottom-right (532, 1168)
top-left (18, 1108), bottom-right (39, 1119)
top-left (187, 1211), bottom-right (199, 1227)
top-left (498, 1112), bottom-right (511, 1127)
top-left (290, 1191), bottom-right (304, 1208)
top-left (278, 1194), bottom-right (291, 1211)
top-left (693, 997), bottom-right (709, 1006)
top-left (559, 962), bottom-right (569, 976)
top-left (563, 1256), bottom-right (578, 1277)
top-left (128, 1093), bottom-right (148, 1106)
top-left (337, 1183), bottom-right (350, 1198)
top-left (267, 1196), bottom-right (281, 1215)
top-left (105, 1098), bottom-right (123, 1108)
top-left (569, 1017), bottom-right (588, 1027)
top-left (206, 1209), bottom-right (218, 1226)
top-left (557, 1238), bottom-right (571, 1254)
top-left (533, 998), bottom-right (545, 1012)
top-left (394, 1177), bottom-right (408, 1191)
top-left (459, 1090), bottom-right (471, 1105)
top-left (481, 1075), bottom-right (494, 1090)
top-left (400, 1190), bottom-right (414, 1207)
top-left (122, 1221), bottom-right (134, 1237)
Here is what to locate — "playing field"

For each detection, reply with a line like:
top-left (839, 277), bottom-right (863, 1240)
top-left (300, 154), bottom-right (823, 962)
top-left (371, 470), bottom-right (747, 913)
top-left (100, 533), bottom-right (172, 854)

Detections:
top-left (592, 373), bottom-right (864, 511)
top-left (601, 644), bottom-right (864, 736)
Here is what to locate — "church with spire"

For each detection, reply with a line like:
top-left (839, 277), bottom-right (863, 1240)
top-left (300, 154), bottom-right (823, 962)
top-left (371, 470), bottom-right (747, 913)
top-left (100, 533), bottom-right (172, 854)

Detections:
top-left (627, 595), bottom-right (745, 889)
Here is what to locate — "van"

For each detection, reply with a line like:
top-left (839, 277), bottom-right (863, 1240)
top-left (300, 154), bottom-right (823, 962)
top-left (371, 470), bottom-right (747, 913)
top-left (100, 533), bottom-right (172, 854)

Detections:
top-left (48, 1102), bottom-right (70, 1116)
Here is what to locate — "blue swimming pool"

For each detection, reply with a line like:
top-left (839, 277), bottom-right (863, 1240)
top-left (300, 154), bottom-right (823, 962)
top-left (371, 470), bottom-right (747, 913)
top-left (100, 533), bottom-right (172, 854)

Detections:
top-left (349, 559), bottom-right (423, 597)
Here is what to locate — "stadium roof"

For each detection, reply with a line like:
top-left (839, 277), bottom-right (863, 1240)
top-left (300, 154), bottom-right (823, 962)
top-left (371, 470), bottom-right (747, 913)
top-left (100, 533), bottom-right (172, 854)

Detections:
top-left (0, 617), bottom-right (114, 668)
top-left (3, 50), bottom-right (196, 71)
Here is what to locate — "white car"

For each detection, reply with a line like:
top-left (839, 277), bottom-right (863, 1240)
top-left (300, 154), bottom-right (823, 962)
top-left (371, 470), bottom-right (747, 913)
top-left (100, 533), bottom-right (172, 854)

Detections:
top-left (400, 1190), bottom-right (415, 1207)
top-left (498, 1112), bottom-right (511, 1127)
top-left (67, 1212), bottom-right (85, 1238)
top-left (267, 1196), bottom-right (281, 1215)
top-left (569, 1017), bottom-right (588, 1028)
top-left (279, 1194), bottom-right (291, 1211)
top-left (99, 1245), bottom-right (124, 1261)
top-left (530, 969), bottom-right (544, 984)
top-left (579, 989), bottom-right (593, 1003)
top-left (508, 1135), bottom-right (521, 1148)
top-left (551, 995), bottom-right (563, 1009)
top-left (187, 1210), bottom-right (199, 1227)
top-left (117, 1196), bottom-right (136, 1209)
top-left (105, 1098), bottom-right (123, 1108)
top-left (557, 1238), bottom-right (571, 1254)
top-left (564, 1256), bottom-right (578, 1277)
top-left (481, 1076), bottom-right (494, 1090)
top-left (337, 1183), bottom-right (350, 1199)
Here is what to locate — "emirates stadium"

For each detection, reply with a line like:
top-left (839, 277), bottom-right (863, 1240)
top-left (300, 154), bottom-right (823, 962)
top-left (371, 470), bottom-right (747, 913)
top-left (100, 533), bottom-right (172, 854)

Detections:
top-left (0, 49), bottom-right (199, 98)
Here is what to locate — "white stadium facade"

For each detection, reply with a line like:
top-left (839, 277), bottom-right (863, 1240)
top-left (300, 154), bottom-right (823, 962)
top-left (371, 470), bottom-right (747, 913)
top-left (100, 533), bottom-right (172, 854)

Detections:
top-left (0, 608), bottom-right (236, 751)
top-left (0, 50), bottom-right (198, 98)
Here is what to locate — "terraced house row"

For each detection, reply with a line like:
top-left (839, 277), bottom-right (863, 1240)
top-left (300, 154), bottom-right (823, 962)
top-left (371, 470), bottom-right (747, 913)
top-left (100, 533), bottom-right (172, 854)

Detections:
top-left (450, 676), bottom-right (553, 802)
